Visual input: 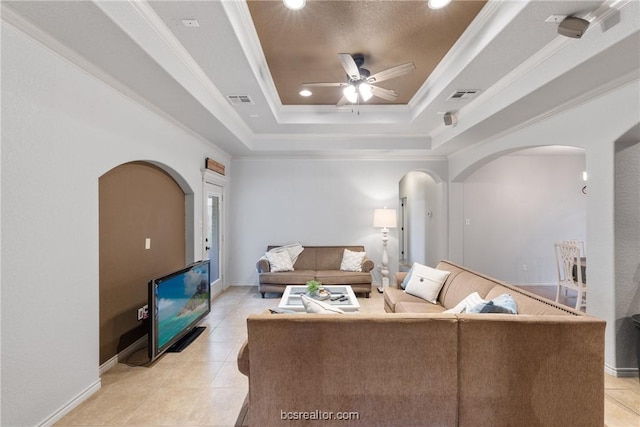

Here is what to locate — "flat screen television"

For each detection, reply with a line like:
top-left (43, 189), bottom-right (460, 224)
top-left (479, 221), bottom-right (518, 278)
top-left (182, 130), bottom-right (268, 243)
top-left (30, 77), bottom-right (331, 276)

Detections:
top-left (148, 260), bottom-right (211, 362)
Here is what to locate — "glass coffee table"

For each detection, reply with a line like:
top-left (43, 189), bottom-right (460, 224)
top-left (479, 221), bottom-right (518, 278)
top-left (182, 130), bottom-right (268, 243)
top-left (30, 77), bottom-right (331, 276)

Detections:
top-left (278, 285), bottom-right (360, 312)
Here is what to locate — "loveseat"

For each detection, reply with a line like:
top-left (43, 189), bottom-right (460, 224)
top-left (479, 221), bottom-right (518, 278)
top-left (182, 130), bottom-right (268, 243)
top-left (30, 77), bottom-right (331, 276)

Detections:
top-left (238, 260), bottom-right (605, 426)
top-left (256, 245), bottom-right (374, 298)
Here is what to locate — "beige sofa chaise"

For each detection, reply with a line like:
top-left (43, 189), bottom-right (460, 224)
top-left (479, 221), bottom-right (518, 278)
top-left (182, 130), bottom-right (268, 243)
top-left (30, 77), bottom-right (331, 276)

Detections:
top-left (256, 245), bottom-right (374, 298)
top-left (238, 260), bottom-right (605, 426)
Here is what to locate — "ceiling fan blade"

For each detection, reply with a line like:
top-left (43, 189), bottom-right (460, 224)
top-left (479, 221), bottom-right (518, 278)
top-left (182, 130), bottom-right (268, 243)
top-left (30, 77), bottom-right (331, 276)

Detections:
top-left (302, 82), bottom-right (348, 87)
top-left (338, 53), bottom-right (361, 80)
top-left (336, 96), bottom-right (349, 107)
top-left (368, 62), bottom-right (415, 84)
top-left (370, 86), bottom-right (399, 101)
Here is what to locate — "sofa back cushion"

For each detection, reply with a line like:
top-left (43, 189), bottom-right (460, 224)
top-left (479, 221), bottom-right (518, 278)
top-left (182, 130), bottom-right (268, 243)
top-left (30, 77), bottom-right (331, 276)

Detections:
top-left (437, 266), bottom-right (499, 309)
top-left (247, 313), bottom-right (459, 426)
top-left (268, 246), bottom-right (366, 271)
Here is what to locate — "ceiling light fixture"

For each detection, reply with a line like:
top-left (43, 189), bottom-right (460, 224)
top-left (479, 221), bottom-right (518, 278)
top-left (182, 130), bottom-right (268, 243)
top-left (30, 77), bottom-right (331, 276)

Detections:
top-left (343, 85), bottom-right (358, 104)
top-left (283, 0), bottom-right (305, 10)
top-left (428, 0), bottom-right (452, 10)
top-left (299, 89), bottom-right (312, 97)
top-left (359, 83), bottom-right (373, 102)
top-left (343, 83), bottom-right (375, 104)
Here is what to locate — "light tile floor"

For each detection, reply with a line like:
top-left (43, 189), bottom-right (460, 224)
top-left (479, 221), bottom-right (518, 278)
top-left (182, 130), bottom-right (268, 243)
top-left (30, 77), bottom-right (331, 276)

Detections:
top-left (55, 286), bottom-right (639, 426)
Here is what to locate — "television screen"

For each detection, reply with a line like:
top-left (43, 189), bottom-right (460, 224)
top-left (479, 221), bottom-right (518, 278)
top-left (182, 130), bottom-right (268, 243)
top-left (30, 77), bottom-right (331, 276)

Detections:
top-left (149, 260), bottom-right (210, 361)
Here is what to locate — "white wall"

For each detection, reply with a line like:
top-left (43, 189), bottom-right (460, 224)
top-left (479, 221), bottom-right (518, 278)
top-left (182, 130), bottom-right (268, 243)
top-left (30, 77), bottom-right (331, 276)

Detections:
top-left (1, 24), bottom-right (230, 426)
top-left (463, 153), bottom-right (586, 284)
top-left (228, 158), bottom-right (447, 287)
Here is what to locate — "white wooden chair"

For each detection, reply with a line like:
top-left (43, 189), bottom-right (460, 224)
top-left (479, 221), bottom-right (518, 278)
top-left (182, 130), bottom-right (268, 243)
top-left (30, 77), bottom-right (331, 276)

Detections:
top-left (561, 240), bottom-right (586, 257)
top-left (554, 242), bottom-right (587, 310)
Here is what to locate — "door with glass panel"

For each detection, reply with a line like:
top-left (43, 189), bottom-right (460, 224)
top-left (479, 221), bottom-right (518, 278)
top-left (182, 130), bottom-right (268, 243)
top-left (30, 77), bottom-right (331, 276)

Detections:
top-left (204, 183), bottom-right (223, 295)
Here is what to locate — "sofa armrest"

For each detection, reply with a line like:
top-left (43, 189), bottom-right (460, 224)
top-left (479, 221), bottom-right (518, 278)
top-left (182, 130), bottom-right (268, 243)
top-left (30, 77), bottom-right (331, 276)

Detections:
top-left (237, 340), bottom-right (250, 377)
top-left (394, 271), bottom-right (408, 288)
top-left (361, 257), bottom-right (374, 273)
top-left (256, 257), bottom-right (270, 273)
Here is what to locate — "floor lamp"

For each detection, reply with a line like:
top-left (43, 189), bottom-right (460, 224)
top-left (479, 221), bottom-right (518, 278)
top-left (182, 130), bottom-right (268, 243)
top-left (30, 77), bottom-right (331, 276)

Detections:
top-left (373, 208), bottom-right (397, 293)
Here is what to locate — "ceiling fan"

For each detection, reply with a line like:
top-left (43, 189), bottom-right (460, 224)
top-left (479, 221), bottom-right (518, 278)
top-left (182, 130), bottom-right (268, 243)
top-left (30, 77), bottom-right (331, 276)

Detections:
top-left (302, 53), bottom-right (416, 106)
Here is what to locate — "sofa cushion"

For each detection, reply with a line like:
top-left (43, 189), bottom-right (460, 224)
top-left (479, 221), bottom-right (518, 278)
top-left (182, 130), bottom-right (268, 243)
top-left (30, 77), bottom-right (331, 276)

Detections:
top-left (301, 295), bottom-right (344, 314)
top-left (439, 270), bottom-right (500, 310)
top-left (264, 250), bottom-right (294, 272)
top-left (259, 270), bottom-right (316, 285)
top-left (384, 287), bottom-right (427, 312)
top-left (395, 301), bottom-right (447, 314)
top-left (340, 248), bottom-right (366, 272)
top-left (468, 293), bottom-right (518, 314)
top-left (315, 270), bottom-right (372, 285)
top-left (404, 263), bottom-right (451, 304)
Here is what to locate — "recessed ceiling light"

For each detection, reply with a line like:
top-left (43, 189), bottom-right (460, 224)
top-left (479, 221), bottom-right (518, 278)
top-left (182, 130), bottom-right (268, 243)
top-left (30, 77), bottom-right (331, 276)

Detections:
top-left (283, 0), bottom-right (305, 10)
top-left (299, 89), bottom-right (312, 97)
top-left (428, 0), bottom-right (452, 10)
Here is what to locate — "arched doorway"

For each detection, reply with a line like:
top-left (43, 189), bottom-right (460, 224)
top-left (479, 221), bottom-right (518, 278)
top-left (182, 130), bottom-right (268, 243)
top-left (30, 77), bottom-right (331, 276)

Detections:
top-left (456, 146), bottom-right (586, 285)
top-left (398, 170), bottom-right (446, 268)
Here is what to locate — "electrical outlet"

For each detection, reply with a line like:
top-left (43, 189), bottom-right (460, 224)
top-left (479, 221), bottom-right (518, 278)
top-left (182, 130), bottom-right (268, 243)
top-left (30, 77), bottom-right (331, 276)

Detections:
top-left (137, 304), bottom-right (149, 321)
top-left (522, 264), bottom-right (528, 271)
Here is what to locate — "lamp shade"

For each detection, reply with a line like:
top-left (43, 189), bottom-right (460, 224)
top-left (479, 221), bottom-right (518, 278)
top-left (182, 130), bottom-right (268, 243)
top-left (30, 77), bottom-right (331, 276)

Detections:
top-left (373, 208), bottom-right (397, 228)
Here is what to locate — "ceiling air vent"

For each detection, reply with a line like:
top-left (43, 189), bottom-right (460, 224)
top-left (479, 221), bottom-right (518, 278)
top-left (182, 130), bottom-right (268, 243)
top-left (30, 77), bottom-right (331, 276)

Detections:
top-left (447, 90), bottom-right (480, 101)
top-left (227, 95), bottom-right (254, 105)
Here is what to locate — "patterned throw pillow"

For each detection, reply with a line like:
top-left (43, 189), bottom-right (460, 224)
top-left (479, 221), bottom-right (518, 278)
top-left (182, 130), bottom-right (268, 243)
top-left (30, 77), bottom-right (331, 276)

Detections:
top-left (264, 250), bottom-right (294, 272)
top-left (301, 295), bottom-right (344, 314)
top-left (443, 292), bottom-right (486, 314)
top-left (404, 263), bottom-right (451, 304)
top-left (340, 249), bottom-right (366, 272)
top-left (468, 294), bottom-right (518, 314)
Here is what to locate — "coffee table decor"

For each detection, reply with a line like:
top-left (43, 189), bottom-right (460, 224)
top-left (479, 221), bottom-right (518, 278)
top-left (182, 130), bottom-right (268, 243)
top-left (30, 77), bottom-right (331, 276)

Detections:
top-left (306, 280), bottom-right (331, 300)
top-left (279, 285), bottom-right (360, 312)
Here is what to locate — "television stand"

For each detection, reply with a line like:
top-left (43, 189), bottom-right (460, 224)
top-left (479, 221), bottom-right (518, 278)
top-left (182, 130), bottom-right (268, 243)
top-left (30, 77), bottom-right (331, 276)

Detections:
top-left (166, 326), bottom-right (206, 353)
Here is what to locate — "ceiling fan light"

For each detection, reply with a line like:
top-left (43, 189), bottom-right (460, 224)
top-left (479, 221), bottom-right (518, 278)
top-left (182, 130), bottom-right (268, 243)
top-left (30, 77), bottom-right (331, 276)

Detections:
top-left (343, 85), bottom-right (358, 103)
top-left (428, 0), bottom-right (452, 9)
top-left (283, 0), bottom-right (305, 10)
top-left (359, 83), bottom-right (373, 101)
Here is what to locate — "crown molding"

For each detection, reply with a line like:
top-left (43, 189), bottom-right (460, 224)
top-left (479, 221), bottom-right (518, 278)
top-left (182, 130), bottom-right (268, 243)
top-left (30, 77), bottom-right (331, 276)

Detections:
top-left (1, 4), bottom-right (234, 157)
top-left (408, 0), bottom-right (528, 120)
top-left (94, 0), bottom-right (255, 150)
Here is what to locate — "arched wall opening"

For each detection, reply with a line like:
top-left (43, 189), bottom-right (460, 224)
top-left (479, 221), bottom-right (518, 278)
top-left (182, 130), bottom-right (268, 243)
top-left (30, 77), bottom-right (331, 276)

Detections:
top-left (450, 146), bottom-right (586, 285)
top-left (98, 161), bottom-right (192, 366)
top-left (398, 169), bottom-right (447, 269)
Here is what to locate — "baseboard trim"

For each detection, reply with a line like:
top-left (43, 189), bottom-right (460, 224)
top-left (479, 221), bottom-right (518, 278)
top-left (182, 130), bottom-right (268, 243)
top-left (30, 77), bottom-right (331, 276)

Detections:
top-left (99, 335), bottom-right (148, 375)
top-left (511, 282), bottom-right (556, 287)
top-left (37, 379), bottom-right (101, 427)
top-left (605, 363), bottom-right (640, 377)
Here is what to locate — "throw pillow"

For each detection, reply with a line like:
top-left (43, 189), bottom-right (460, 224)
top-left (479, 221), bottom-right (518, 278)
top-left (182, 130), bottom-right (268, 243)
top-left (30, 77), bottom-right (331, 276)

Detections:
top-left (400, 265), bottom-right (415, 290)
top-left (301, 295), bottom-right (344, 314)
top-left (269, 242), bottom-right (304, 265)
top-left (340, 249), bottom-right (366, 272)
top-left (443, 292), bottom-right (486, 314)
top-left (468, 293), bottom-right (518, 314)
top-left (264, 250), bottom-right (294, 272)
top-left (404, 263), bottom-right (451, 304)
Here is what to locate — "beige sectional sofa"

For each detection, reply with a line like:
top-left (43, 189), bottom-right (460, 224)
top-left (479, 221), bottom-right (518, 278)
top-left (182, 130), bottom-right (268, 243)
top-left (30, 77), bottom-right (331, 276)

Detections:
top-left (256, 245), bottom-right (374, 298)
top-left (239, 260), bottom-right (605, 426)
